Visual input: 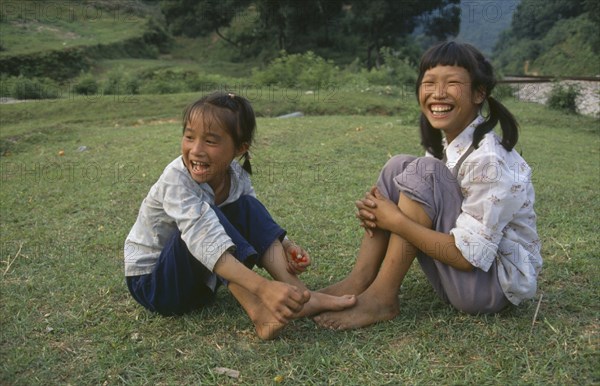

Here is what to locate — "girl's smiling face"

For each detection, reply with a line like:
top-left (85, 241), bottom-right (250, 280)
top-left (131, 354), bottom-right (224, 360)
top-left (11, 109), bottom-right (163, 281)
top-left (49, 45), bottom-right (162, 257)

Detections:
top-left (419, 65), bottom-right (485, 143)
top-left (181, 115), bottom-right (246, 189)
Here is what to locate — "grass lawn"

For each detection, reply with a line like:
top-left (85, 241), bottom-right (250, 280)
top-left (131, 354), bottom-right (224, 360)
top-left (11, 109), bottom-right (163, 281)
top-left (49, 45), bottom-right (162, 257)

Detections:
top-left (0, 1), bottom-right (149, 57)
top-left (0, 93), bottom-right (598, 384)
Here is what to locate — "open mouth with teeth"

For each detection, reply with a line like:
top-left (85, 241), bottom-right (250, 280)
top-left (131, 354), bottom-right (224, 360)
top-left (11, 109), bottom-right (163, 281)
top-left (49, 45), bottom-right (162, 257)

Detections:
top-left (429, 104), bottom-right (454, 116)
top-left (189, 160), bottom-right (210, 176)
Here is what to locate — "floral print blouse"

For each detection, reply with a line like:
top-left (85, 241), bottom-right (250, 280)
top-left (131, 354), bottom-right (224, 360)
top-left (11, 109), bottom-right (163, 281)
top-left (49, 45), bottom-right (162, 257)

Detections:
top-left (442, 115), bottom-right (542, 305)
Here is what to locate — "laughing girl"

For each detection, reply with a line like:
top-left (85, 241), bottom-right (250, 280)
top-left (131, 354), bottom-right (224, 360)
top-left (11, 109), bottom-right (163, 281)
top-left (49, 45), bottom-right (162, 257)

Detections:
top-left (316, 42), bottom-right (542, 330)
top-left (124, 92), bottom-right (355, 339)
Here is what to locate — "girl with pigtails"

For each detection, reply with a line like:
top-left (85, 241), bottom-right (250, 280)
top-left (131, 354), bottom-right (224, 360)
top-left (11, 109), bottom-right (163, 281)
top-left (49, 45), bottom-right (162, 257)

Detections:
top-left (316, 42), bottom-right (542, 330)
top-left (125, 92), bottom-right (355, 339)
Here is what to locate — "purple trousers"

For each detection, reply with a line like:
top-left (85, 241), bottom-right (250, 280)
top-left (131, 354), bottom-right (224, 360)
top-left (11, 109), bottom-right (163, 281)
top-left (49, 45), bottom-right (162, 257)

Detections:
top-left (376, 155), bottom-right (510, 314)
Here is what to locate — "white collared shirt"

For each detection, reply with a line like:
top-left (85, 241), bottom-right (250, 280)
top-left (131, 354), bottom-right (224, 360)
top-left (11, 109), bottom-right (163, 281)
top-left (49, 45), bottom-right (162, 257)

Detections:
top-left (437, 116), bottom-right (542, 305)
top-left (124, 156), bottom-right (255, 276)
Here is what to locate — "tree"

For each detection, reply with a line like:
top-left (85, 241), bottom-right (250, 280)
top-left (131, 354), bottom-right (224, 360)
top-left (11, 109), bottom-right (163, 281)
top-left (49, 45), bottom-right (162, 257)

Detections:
top-left (493, 0), bottom-right (600, 76)
top-left (344, 0), bottom-right (460, 69)
top-left (160, 0), bottom-right (252, 46)
top-left (160, 0), bottom-right (460, 67)
top-left (510, 0), bottom-right (585, 39)
top-left (253, 0), bottom-right (345, 51)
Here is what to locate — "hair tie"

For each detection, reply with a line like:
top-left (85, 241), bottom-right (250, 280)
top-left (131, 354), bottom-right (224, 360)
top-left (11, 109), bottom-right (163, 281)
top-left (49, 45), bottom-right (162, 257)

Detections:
top-left (228, 93), bottom-right (235, 98)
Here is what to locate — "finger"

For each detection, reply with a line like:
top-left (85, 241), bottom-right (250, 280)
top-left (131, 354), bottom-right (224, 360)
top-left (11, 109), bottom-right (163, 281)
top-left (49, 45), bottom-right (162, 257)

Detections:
top-left (365, 220), bottom-right (377, 228)
top-left (360, 222), bottom-right (374, 237)
top-left (296, 264), bottom-right (308, 273)
top-left (292, 261), bottom-right (306, 271)
top-left (358, 209), bottom-right (375, 221)
top-left (359, 221), bottom-right (371, 232)
top-left (287, 285), bottom-right (308, 304)
top-left (358, 196), bottom-right (376, 208)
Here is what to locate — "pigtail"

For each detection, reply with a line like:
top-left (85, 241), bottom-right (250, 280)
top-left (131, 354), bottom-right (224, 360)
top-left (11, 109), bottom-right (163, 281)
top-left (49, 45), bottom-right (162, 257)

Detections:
top-left (471, 96), bottom-right (519, 151)
top-left (419, 114), bottom-right (444, 159)
top-left (491, 96), bottom-right (518, 151)
top-left (241, 151), bottom-right (252, 175)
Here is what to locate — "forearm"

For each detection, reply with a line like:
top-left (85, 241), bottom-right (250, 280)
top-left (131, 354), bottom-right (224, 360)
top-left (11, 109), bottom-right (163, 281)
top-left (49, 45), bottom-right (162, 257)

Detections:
top-left (213, 251), bottom-right (267, 293)
top-left (389, 215), bottom-right (473, 271)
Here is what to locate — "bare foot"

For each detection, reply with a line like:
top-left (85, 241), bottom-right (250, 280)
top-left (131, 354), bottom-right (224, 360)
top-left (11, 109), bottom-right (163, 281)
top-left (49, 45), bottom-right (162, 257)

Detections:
top-left (318, 276), bottom-right (370, 297)
top-left (250, 308), bottom-right (287, 340)
top-left (296, 292), bottom-right (357, 318)
top-left (229, 282), bottom-right (291, 340)
top-left (313, 289), bottom-right (399, 330)
top-left (240, 297), bottom-right (288, 340)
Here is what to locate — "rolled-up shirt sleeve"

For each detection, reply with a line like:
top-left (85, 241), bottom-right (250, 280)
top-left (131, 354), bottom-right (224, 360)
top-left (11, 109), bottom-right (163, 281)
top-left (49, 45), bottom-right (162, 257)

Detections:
top-left (161, 173), bottom-right (235, 272)
top-left (451, 151), bottom-right (528, 271)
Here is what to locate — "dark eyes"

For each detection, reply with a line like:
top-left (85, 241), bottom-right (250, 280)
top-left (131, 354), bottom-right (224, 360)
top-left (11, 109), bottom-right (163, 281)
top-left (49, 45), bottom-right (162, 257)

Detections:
top-left (183, 135), bottom-right (218, 144)
top-left (421, 80), bottom-right (462, 84)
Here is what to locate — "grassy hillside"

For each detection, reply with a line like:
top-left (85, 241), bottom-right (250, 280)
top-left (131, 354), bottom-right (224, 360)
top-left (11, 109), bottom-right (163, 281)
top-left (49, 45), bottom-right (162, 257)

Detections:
top-left (0, 1), bottom-right (169, 82)
top-left (0, 2), bottom-right (149, 57)
top-left (1, 93), bottom-right (598, 384)
top-left (492, 0), bottom-right (600, 76)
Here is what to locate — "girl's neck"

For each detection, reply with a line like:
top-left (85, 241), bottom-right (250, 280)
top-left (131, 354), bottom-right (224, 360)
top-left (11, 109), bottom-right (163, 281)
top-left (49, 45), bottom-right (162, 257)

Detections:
top-left (210, 172), bottom-right (231, 205)
top-left (444, 113), bottom-right (479, 145)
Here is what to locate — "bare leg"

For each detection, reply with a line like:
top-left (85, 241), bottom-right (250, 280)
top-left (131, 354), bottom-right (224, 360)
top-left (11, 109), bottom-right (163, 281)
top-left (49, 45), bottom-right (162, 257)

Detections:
top-left (214, 250), bottom-right (309, 340)
top-left (260, 240), bottom-right (357, 317)
top-left (314, 193), bottom-right (432, 330)
top-left (319, 228), bottom-right (390, 296)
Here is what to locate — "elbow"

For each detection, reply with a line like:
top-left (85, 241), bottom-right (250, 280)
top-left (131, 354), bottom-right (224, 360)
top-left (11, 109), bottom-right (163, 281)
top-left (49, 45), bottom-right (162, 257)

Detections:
top-left (452, 252), bottom-right (474, 271)
top-left (458, 259), bottom-right (475, 272)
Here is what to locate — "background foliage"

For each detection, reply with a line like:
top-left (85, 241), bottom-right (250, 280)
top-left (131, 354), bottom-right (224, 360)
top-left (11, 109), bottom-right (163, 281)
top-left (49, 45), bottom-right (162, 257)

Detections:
top-left (493, 0), bottom-right (600, 76)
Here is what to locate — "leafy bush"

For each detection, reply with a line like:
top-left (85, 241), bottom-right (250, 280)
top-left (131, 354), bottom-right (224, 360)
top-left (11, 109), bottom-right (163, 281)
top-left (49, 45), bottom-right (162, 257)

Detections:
top-left (252, 51), bottom-right (341, 89)
top-left (102, 72), bottom-right (123, 95)
top-left (102, 71), bottom-right (141, 96)
top-left (0, 49), bottom-right (90, 82)
top-left (140, 79), bottom-right (186, 95)
top-left (124, 76), bottom-right (141, 95)
top-left (136, 68), bottom-right (193, 94)
top-left (547, 82), bottom-right (580, 114)
top-left (493, 83), bottom-right (515, 101)
top-left (1, 76), bottom-right (61, 99)
top-left (74, 75), bottom-right (100, 96)
top-left (372, 47), bottom-right (417, 86)
top-left (134, 68), bottom-right (240, 95)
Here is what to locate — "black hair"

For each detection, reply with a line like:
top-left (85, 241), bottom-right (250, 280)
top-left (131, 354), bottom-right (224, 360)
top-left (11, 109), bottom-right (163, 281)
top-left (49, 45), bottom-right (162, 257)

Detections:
top-left (182, 92), bottom-right (256, 174)
top-left (415, 41), bottom-right (519, 159)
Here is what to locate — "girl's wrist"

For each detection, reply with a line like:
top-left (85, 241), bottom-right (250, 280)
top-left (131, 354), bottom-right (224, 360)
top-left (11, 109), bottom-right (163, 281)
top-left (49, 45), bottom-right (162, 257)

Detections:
top-left (282, 236), bottom-right (293, 250)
